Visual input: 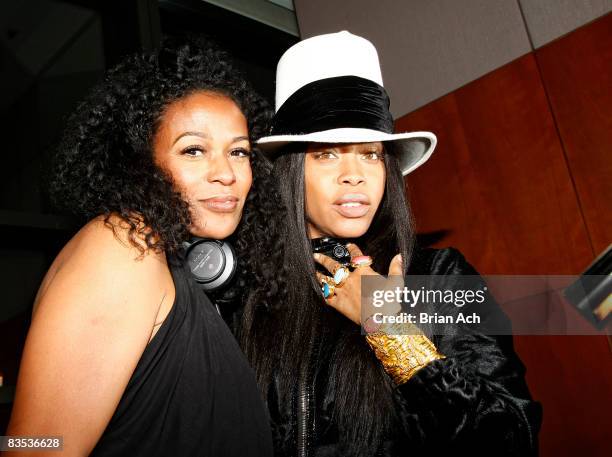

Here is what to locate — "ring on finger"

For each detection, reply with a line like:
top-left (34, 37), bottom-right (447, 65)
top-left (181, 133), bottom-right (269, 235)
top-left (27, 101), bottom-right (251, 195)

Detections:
top-left (332, 265), bottom-right (350, 287)
top-left (350, 255), bottom-right (373, 269)
top-left (320, 277), bottom-right (336, 299)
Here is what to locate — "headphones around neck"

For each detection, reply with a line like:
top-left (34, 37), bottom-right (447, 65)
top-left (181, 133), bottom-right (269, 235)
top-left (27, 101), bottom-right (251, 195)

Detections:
top-left (182, 238), bottom-right (237, 292)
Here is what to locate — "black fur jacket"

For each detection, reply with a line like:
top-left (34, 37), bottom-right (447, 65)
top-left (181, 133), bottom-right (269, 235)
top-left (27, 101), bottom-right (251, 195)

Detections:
top-left (228, 246), bottom-right (542, 457)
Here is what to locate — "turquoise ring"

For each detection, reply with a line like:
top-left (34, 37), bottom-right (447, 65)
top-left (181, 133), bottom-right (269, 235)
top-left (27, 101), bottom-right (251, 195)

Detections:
top-left (321, 277), bottom-right (336, 299)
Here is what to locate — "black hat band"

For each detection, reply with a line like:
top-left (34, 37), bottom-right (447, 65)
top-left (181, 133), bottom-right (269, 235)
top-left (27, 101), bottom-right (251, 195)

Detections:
top-left (269, 76), bottom-right (395, 137)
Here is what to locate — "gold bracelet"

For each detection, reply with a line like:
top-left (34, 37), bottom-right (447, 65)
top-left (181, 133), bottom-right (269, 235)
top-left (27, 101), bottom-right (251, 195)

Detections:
top-left (365, 322), bottom-right (445, 385)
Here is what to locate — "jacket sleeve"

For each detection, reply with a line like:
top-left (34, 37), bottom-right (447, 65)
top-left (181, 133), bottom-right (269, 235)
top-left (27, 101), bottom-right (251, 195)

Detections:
top-left (394, 247), bottom-right (542, 455)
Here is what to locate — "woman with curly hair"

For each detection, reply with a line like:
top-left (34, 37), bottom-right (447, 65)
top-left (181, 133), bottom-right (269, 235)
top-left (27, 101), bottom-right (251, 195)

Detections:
top-left (6, 37), bottom-right (277, 457)
top-left (237, 31), bottom-right (542, 457)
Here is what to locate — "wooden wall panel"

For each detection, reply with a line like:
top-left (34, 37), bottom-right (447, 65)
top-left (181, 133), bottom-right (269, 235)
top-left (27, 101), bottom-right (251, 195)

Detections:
top-left (396, 51), bottom-right (612, 456)
top-left (398, 53), bottom-right (593, 275)
top-left (536, 13), bottom-right (612, 254)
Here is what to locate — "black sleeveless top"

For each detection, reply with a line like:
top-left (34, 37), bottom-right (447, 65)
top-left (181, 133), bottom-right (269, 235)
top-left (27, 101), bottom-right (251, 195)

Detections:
top-left (91, 256), bottom-right (273, 457)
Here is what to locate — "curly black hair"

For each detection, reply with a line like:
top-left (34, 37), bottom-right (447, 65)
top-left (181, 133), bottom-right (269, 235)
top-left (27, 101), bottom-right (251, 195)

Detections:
top-left (49, 35), bottom-right (286, 312)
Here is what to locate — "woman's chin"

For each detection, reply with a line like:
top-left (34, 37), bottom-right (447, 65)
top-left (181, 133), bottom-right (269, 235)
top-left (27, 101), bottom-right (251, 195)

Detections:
top-left (326, 221), bottom-right (371, 239)
top-left (188, 220), bottom-right (240, 240)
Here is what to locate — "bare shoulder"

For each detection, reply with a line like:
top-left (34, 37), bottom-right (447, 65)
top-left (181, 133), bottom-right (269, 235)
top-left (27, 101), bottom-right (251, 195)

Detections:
top-left (8, 214), bottom-right (176, 453)
top-left (73, 213), bottom-right (163, 264)
top-left (34, 213), bottom-right (170, 315)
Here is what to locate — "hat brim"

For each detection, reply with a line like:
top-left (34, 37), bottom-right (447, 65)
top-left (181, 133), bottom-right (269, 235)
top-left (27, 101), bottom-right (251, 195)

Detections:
top-left (257, 128), bottom-right (436, 176)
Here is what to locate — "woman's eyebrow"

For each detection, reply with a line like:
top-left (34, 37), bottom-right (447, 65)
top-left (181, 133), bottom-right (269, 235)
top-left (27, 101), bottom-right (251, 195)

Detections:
top-left (172, 131), bottom-right (209, 145)
top-left (359, 143), bottom-right (383, 151)
top-left (308, 143), bottom-right (338, 152)
top-left (232, 135), bottom-right (249, 143)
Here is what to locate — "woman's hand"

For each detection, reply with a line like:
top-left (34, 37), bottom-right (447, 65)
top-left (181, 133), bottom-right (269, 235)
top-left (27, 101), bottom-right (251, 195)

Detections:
top-left (314, 243), bottom-right (403, 325)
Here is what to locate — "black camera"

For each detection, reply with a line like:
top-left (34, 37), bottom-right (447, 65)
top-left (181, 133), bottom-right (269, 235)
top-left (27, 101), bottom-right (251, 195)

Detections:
top-left (311, 237), bottom-right (351, 273)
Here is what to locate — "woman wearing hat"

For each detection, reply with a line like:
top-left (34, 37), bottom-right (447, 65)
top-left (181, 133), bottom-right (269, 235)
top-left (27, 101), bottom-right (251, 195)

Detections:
top-left (236, 32), bottom-right (541, 456)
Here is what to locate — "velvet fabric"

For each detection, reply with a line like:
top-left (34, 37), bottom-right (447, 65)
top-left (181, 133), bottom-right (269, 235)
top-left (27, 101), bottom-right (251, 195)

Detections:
top-left (269, 76), bottom-right (395, 136)
top-left (264, 247), bottom-right (542, 456)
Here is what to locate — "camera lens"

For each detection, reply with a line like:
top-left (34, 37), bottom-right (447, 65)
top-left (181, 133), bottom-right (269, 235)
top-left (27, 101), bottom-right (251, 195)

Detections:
top-left (333, 245), bottom-right (348, 259)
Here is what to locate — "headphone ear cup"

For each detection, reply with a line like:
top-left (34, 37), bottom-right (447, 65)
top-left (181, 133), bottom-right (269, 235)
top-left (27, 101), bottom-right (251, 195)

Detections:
top-left (184, 239), bottom-right (237, 292)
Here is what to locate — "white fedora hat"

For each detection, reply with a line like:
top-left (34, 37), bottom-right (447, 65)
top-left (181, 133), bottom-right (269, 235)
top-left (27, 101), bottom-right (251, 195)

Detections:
top-left (257, 31), bottom-right (436, 176)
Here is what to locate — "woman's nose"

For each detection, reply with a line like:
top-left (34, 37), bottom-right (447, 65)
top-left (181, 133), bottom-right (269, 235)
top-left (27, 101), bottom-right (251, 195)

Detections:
top-left (207, 154), bottom-right (236, 185)
top-left (337, 155), bottom-right (365, 185)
